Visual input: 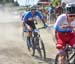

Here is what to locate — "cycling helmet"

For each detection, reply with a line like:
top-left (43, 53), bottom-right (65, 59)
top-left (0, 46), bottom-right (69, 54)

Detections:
top-left (65, 3), bottom-right (75, 14)
top-left (30, 6), bottom-right (36, 10)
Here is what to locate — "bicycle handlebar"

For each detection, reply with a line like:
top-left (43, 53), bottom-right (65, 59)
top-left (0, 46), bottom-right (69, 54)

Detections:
top-left (23, 26), bottom-right (46, 32)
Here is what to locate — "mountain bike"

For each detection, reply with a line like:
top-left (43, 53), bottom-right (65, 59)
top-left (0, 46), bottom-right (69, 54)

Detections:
top-left (55, 43), bottom-right (75, 64)
top-left (23, 28), bottom-right (46, 59)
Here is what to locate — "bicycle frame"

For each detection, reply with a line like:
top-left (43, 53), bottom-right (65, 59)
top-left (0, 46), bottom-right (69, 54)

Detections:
top-left (32, 29), bottom-right (40, 37)
top-left (31, 29), bottom-right (40, 46)
top-left (23, 26), bottom-right (46, 59)
top-left (31, 29), bottom-right (46, 59)
top-left (64, 44), bottom-right (75, 64)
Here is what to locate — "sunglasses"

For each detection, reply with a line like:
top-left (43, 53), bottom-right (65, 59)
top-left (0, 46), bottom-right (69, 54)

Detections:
top-left (69, 15), bottom-right (75, 17)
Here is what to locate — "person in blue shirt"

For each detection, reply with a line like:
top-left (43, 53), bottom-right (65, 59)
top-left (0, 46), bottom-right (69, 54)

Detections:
top-left (23, 6), bottom-right (48, 30)
top-left (48, 3), bottom-right (56, 23)
top-left (22, 6), bottom-right (48, 51)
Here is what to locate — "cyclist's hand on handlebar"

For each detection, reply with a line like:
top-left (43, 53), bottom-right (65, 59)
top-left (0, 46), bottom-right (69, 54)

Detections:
top-left (60, 25), bottom-right (73, 28)
top-left (44, 23), bottom-right (48, 28)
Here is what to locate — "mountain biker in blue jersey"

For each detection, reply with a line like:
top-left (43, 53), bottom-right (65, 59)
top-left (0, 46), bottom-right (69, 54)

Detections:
top-left (22, 6), bottom-right (48, 51)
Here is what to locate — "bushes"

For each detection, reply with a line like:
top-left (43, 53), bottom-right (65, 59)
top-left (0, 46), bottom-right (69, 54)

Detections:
top-left (52, 0), bottom-right (61, 6)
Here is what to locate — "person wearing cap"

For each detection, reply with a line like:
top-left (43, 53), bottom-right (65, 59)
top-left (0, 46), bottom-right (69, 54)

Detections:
top-left (54, 3), bottom-right (75, 64)
top-left (22, 6), bottom-right (48, 51)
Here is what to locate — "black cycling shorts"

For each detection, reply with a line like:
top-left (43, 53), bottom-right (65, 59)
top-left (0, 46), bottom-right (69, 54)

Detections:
top-left (26, 20), bottom-right (36, 30)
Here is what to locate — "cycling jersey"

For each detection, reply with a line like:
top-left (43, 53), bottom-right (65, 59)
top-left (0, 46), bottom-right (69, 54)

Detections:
top-left (22, 11), bottom-right (27, 21)
top-left (23, 11), bottom-right (43, 23)
top-left (54, 14), bottom-right (75, 32)
top-left (54, 14), bottom-right (75, 49)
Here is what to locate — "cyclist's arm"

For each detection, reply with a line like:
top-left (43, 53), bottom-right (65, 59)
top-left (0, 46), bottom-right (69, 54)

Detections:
top-left (36, 12), bottom-right (45, 23)
top-left (23, 13), bottom-right (31, 31)
top-left (22, 14), bottom-right (28, 27)
top-left (53, 14), bottom-right (65, 40)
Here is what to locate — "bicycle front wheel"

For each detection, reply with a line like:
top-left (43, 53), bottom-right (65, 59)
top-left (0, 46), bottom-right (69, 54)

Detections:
top-left (55, 54), bottom-right (60, 64)
top-left (55, 54), bottom-right (69, 64)
top-left (39, 38), bottom-right (46, 59)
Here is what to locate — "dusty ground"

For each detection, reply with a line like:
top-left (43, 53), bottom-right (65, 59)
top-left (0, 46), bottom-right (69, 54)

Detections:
top-left (0, 4), bottom-right (57, 64)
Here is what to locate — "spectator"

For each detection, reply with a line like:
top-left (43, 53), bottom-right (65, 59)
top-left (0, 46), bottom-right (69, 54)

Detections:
top-left (48, 3), bottom-right (56, 23)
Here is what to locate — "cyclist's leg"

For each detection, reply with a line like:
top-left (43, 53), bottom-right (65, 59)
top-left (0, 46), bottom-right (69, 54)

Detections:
top-left (56, 42), bottom-right (66, 64)
top-left (26, 21), bottom-right (36, 51)
top-left (69, 33), bottom-right (75, 48)
top-left (28, 31), bottom-right (32, 44)
top-left (23, 24), bottom-right (31, 50)
top-left (26, 31), bottom-right (32, 51)
top-left (26, 29), bottom-right (33, 50)
top-left (29, 21), bottom-right (36, 55)
top-left (56, 33), bottom-right (67, 64)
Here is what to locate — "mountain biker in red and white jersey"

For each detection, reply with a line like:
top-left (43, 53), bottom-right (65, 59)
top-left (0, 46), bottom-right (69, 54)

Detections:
top-left (54, 3), bottom-right (75, 64)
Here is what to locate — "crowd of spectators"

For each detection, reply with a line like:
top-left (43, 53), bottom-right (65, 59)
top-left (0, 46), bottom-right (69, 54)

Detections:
top-left (38, 2), bottom-right (66, 24)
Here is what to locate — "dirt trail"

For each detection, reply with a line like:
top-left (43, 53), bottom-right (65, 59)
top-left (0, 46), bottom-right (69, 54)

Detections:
top-left (0, 6), bottom-right (57, 64)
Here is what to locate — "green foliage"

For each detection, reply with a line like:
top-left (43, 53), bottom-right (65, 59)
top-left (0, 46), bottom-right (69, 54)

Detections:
top-left (52, 0), bottom-right (61, 6)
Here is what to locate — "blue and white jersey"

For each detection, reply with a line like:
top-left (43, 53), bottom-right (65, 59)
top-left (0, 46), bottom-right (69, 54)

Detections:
top-left (54, 14), bottom-right (75, 32)
top-left (22, 11), bottom-right (27, 21)
top-left (23, 11), bottom-right (43, 22)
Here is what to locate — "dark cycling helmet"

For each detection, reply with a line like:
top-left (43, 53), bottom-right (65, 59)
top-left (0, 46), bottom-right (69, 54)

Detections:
top-left (65, 3), bottom-right (75, 14)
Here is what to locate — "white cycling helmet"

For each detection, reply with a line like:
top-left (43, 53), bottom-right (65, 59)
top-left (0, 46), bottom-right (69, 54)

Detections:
top-left (65, 3), bottom-right (75, 15)
top-left (30, 5), bottom-right (37, 10)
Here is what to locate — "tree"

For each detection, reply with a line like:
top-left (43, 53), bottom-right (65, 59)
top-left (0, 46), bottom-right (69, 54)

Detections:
top-left (52, 0), bottom-right (61, 6)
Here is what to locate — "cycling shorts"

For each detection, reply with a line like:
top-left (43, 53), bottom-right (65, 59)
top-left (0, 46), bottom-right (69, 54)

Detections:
top-left (24, 21), bottom-right (36, 32)
top-left (56, 32), bottom-right (75, 49)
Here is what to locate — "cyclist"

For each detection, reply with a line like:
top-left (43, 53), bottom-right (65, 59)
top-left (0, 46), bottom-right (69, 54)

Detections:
top-left (54, 3), bottom-right (75, 64)
top-left (22, 6), bottom-right (48, 51)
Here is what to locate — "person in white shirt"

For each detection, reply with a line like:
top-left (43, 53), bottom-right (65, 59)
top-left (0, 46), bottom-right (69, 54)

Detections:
top-left (54, 3), bottom-right (75, 64)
